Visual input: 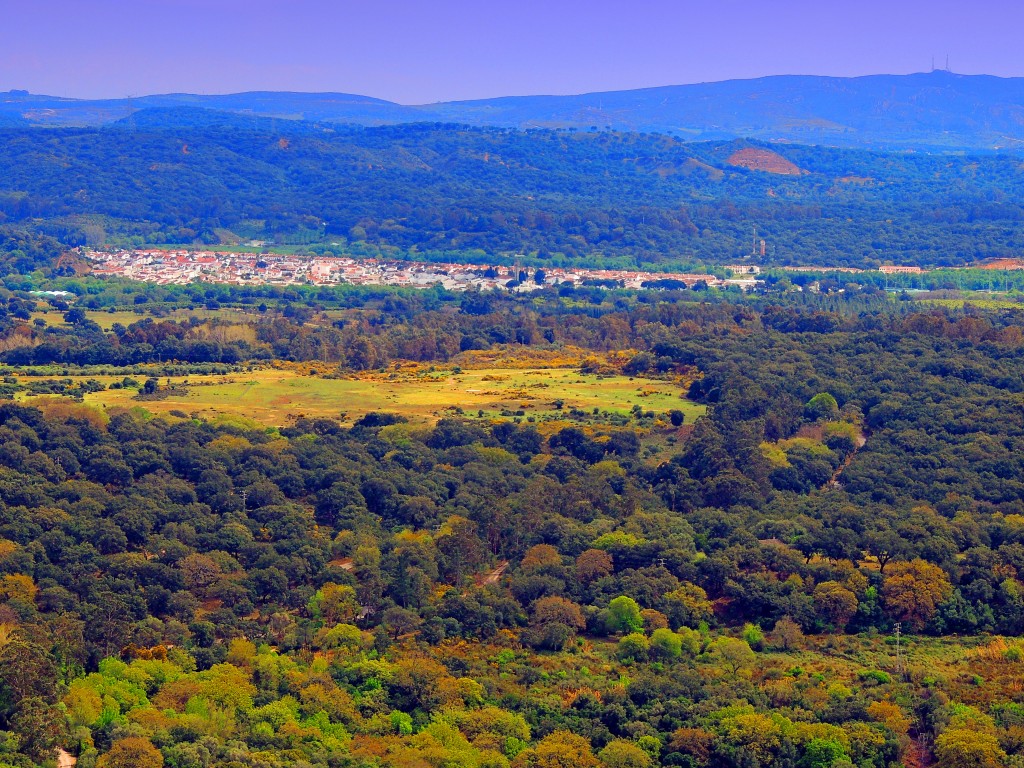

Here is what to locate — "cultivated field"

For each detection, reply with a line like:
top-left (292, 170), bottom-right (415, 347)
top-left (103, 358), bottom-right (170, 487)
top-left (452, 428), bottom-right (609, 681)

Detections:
top-left (70, 366), bottom-right (704, 427)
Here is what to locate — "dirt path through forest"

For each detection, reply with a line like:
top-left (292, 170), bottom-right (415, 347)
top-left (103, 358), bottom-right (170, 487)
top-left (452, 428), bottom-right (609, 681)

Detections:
top-left (829, 434), bottom-right (868, 487)
top-left (478, 561), bottom-right (509, 585)
top-left (902, 739), bottom-right (933, 768)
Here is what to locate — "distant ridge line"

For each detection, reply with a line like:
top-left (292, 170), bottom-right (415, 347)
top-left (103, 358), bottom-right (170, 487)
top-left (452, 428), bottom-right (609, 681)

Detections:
top-left (6, 71), bottom-right (1024, 151)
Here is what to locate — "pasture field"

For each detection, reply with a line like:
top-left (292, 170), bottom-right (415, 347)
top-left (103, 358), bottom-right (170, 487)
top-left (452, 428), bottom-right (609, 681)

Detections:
top-left (916, 296), bottom-right (1024, 311)
top-left (29, 306), bottom-right (255, 330)
top-left (64, 366), bottom-right (704, 426)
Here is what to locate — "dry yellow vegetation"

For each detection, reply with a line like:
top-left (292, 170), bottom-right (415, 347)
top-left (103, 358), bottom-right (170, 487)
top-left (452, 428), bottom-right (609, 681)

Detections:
top-left (39, 365), bottom-right (706, 427)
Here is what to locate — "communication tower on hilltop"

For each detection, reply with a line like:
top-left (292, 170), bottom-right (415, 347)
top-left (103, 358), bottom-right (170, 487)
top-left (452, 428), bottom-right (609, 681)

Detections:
top-left (126, 94), bottom-right (136, 134)
top-left (750, 227), bottom-right (766, 260)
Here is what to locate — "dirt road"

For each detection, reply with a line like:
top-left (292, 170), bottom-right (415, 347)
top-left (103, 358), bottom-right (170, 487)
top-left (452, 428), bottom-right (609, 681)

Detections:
top-left (478, 561), bottom-right (509, 586)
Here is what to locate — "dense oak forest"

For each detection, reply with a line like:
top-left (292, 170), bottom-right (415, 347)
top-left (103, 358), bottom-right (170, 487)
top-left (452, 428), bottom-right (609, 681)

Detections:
top-left (4, 114), bottom-right (1024, 768)
top-left (6, 123), bottom-right (1024, 269)
top-left (0, 282), bottom-right (1022, 766)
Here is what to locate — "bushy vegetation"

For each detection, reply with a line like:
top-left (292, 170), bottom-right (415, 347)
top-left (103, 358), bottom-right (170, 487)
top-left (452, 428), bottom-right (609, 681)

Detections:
top-left (6, 124), bottom-right (1024, 268)
top-left (0, 284), bottom-right (1021, 766)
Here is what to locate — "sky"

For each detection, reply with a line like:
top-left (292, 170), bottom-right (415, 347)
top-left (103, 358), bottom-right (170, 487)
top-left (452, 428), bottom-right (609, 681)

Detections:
top-left (2, 0), bottom-right (1024, 103)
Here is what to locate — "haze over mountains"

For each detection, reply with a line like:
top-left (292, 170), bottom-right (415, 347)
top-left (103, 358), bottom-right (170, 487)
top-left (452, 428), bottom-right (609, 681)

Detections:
top-left (5, 71), bottom-right (1024, 151)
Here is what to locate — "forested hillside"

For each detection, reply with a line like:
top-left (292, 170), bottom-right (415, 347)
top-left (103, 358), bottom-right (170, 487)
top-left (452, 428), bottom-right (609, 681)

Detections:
top-left (0, 228), bottom-right (65, 277)
top-left (0, 284), bottom-right (1023, 766)
top-left (9, 72), bottom-right (1024, 150)
top-left (5, 124), bottom-right (1024, 269)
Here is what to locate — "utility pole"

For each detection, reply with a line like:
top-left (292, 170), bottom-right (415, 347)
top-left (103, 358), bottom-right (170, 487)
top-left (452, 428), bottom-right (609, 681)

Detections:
top-left (893, 622), bottom-right (905, 679)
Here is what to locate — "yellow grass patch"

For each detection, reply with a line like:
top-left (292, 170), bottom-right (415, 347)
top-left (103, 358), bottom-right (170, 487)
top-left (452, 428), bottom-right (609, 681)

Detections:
top-left (72, 366), bottom-right (704, 427)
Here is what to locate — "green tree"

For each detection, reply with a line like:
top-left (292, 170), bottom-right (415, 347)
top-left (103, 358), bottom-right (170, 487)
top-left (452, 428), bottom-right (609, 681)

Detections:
top-left (663, 583), bottom-right (713, 628)
top-left (598, 739), bottom-right (653, 768)
top-left (712, 637), bottom-right (757, 679)
top-left (933, 728), bottom-right (1006, 768)
top-left (514, 730), bottom-right (600, 768)
top-left (617, 632), bottom-right (651, 662)
top-left (390, 710), bottom-right (414, 736)
top-left (10, 697), bottom-right (67, 763)
top-left (308, 583), bottom-right (359, 625)
top-left (649, 627), bottom-right (683, 661)
top-left (799, 738), bottom-right (849, 768)
top-left (882, 559), bottom-right (953, 630)
top-left (805, 392), bottom-right (839, 421)
top-left (718, 712), bottom-right (782, 763)
top-left (0, 638), bottom-right (58, 704)
top-left (605, 596), bottom-right (644, 634)
top-left (742, 622), bottom-right (765, 650)
top-left (97, 737), bottom-right (164, 768)
top-left (812, 581), bottom-right (859, 630)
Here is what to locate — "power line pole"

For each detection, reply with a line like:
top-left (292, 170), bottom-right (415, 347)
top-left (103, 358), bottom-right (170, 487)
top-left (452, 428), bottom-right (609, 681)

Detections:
top-left (893, 622), bottom-right (905, 679)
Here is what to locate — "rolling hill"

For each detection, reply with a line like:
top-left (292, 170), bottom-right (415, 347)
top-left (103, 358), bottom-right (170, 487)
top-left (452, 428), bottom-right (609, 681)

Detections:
top-left (4, 122), bottom-right (1024, 269)
top-left (6, 71), bottom-right (1024, 150)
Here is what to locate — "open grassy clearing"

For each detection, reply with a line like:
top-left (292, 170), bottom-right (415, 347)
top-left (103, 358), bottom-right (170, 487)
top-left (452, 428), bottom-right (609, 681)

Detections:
top-left (754, 634), bottom-right (1024, 712)
top-left (56, 366), bottom-right (704, 427)
top-left (146, 243), bottom-right (310, 255)
top-left (29, 305), bottom-right (387, 332)
top-left (915, 295), bottom-right (1024, 311)
top-left (587, 631), bottom-right (1010, 685)
top-left (29, 306), bottom-right (257, 330)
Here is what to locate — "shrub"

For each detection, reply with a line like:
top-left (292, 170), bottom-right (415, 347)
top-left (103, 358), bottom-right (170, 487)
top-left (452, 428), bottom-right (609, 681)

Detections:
top-left (650, 628), bottom-right (683, 661)
top-left (605, 596), bottom-right (644, 634)
top-left (742, 623), bottom-right (765, 651)
top-left (617, 633), bottom-right (650, 662)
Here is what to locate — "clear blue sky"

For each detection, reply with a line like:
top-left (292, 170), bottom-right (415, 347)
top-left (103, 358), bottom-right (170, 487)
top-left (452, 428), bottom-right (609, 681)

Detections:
top-left (3, 0), bottom-right (1023, 102)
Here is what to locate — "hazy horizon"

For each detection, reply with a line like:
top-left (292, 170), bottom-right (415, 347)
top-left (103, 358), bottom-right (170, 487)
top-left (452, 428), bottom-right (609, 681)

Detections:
top-left (5, 68), bottom-right (998, 106)
top-left (4, 0), bottom-right (1024, 103)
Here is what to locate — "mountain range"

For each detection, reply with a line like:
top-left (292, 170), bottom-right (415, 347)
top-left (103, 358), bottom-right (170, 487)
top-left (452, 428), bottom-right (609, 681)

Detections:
top-left (5, 71), bottom-right (1024, 151)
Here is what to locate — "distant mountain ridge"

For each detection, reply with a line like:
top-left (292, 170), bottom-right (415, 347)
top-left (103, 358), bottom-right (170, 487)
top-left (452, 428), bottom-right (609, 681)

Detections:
top-left (5, 71), bottom-right (1024, 149)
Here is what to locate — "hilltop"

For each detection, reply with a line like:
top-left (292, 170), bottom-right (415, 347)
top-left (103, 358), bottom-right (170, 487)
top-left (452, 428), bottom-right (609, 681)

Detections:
top-left (7, 71), bottom-right (1024, 150)
top-left (4, 122), bottom-right (1024, 269)
top-left (725, 148), bottom-right (804, 175)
